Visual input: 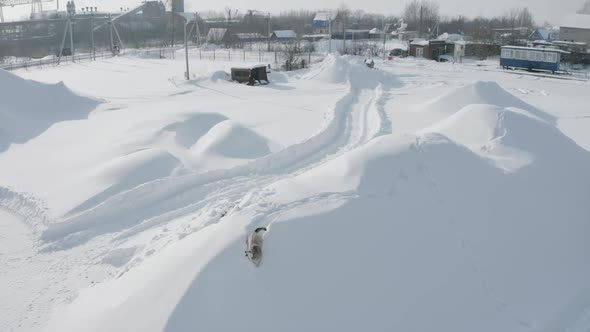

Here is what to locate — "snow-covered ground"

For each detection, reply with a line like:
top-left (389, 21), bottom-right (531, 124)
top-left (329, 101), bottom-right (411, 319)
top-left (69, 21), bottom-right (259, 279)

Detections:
top-left (1, 53), bottom-right (589, 332)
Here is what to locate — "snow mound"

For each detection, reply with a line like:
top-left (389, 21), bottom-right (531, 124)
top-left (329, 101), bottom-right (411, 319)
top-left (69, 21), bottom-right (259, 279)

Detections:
top-left (208, 70), bottom-right (231, 82)
top-left (268, 71), bottom-right (289, 83)
top-left (302, 55), bottom-right (401, 89)
top-left (0, 69), bottom-right (99, 153)
top-left (192, 120), bottom-right (272, 159)
top-left (418, 104), bottom-right (575, 171)
top-left (163, 113), bottom-right (228, 148)
top-left (45, 148), bottom-right (180, 245)
top-left (188, 70), bottom-right (231, 83)
top-left (418, 104), bottom-right (576, 171)
top-left (421, 81), bottom-right (555, 124)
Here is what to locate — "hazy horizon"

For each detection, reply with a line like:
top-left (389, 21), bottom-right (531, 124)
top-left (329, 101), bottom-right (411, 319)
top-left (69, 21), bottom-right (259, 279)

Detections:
top-left (1, 0), bottom-right (585, 25)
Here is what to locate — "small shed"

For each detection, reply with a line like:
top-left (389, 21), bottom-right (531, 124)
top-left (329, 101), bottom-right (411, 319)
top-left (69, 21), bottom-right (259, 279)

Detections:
top-left (409, 39), bottom-right (430, 58)
top-left (271, 30), bottom-right (297, 41)
top-left (429, 40), bottom-right (447, 61)
top-left (231, 65), bottom-right (269, 85)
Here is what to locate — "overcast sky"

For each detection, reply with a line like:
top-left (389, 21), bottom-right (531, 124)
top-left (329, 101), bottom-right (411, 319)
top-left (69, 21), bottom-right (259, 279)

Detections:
top-left (2, 0), bottom-right (584, 25)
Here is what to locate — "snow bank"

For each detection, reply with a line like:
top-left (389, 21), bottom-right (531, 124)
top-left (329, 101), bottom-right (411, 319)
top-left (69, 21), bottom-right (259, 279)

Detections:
top-left (0, 69), bottom-right (99, 153)
top-left (162, 113), bottom-right (228, 148)
top-left (191, 120), bottom-right (272, 159)
top-left (301, 54), bottom-right (399, 89)
top-left (189, 70), bottom-right (231, 83)
top-left (418, 104), bottom-right (574, 171)
top-left (420, 81), bottom-right (556, 125)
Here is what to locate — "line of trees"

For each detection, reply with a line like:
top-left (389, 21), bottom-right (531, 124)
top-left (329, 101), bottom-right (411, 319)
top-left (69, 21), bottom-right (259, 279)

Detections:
top-left (400, 0), bottom-right (536, 40)
top-left (197, 2), bottom-right (539, 43)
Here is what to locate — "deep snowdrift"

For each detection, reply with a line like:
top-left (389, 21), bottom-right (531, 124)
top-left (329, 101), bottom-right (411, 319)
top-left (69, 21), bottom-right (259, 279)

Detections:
top-left (2, 55), bottom-right (589, 332)
top-left (301, 54), bottom-right (399, 89)
top-left (43, 61), bottom-right (590, 332)
top-left (162, 113), bottom-right (228, 148)
top-left (0, 69), bottom-right (99, 152)
top-left (419, 81), bottom-right (556, 124)
top-left (418, 104), bottom-right (574, 171)
top-left (191, 120), bottom-right (272, 159)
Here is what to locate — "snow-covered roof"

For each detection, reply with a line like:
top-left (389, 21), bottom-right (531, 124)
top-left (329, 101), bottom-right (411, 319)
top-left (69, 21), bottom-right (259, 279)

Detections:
top-left (272, 30), bottom-right (296, 39)
top-left (313, 12), bottom-right (334, 22)
top-left (234, 33), bottom-right (264, 40)
top-left (301, 34), bottom-right (330, 38)
top-left (411, 39), bottom-right (429, 46)
top-left (437, 33), bottom-right (464, 42)
top-left (532, 39), bottom-right (553, 45)
top-left (560, 14), bottom-right (590, 29)
top-left (552, 40), bottom-right (587, 46)
top-left (501, 45), bottom-right (569, 53)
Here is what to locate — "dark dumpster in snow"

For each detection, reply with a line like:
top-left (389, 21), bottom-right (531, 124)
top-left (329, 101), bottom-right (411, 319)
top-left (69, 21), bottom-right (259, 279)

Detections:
top-left (230, 65), bottom-right (269, 85)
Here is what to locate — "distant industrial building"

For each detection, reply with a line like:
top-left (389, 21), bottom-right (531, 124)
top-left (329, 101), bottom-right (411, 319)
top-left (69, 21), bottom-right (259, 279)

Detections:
top-left (560, 14), bottom-right (590, 49)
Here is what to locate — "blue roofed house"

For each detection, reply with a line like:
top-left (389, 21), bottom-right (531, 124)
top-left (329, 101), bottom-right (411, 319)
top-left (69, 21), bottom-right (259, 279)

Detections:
top-left (312, 12), bottom-right (342, 35)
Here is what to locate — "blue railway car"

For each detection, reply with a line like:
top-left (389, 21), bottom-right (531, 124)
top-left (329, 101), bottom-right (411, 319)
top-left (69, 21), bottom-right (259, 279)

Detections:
top-left (500, 46), bottom-right (566, 73)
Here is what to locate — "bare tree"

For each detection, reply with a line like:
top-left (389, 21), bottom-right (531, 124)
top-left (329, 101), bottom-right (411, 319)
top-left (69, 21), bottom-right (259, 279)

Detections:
top-left (517, 7), bottom-right (534, 29)
top-left (403, 0), bottom-right (439, 36)
top-left (280, 40), bottom-right (303, 70)
top-left (578, 0), bottom-right (590, 14)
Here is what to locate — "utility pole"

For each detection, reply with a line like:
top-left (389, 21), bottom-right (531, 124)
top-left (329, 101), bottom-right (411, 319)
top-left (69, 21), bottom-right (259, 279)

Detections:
top-left (382, 17), bottom-right (386, 60)
top-left (267, 13), bottom-right (271, 52)
top-left (109, 14), bottom-right (114, 52)
top-left (419, 5), bottom-right (423, 38)
top-left (184, 19), bottom-right (188, 79)
top-left (343, 14), bottom-right (346, 54)
top-left (90, 16), bottom-right (95, 60)
top-left (171, 14), bottom-right (175, 46)
top-left (195, 12), bottom-right (201, 47)
top-left (328, 14), bottom-right (332, 54)
top-left (69, 17), bottom-right (74, 62)
top-left (184, 16), bottom-right (197, 80)
top-left (57, 18), bottom-right (70, 64)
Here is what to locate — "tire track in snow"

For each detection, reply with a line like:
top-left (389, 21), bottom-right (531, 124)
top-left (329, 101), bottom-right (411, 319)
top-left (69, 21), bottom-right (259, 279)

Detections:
top-left (0, 186), bottom-right (50, 233)
top-left (41, 59), bottom-right (400, 249)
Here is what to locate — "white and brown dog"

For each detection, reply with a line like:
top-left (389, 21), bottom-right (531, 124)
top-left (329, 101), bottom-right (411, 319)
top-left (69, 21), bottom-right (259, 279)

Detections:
top-left (245, 227), bottom-right (267, 267)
